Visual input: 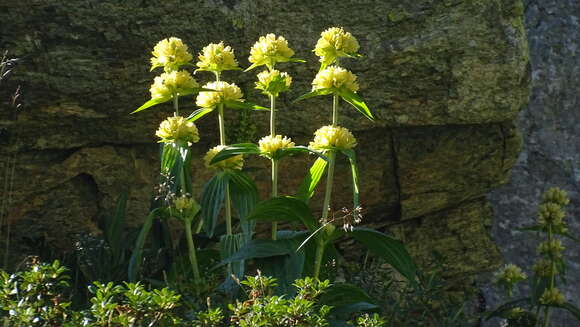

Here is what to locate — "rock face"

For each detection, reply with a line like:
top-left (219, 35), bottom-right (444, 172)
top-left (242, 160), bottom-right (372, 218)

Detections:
top-left (485, 0), bottom-right (580, 325)
top-left (0, 0), bottom-right (528, 288)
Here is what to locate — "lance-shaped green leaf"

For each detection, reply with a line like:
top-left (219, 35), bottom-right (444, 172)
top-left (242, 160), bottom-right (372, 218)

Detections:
top-left (187, 108), bottom-right (214, 122)
top-left (350, 228), bottom-right (417, 281)
top-left (556, 302), bottom-right (580, 321)
top-left (228, 170), bottom-right (259, 237)
top-left (341, 149), bottom-right (360, 210)
top-left (485, 298), bottom-right (531, 320)
top-left (220, 233), bottom-right (246, 279)
top-left (293, 89), bottom-right (332, 103)
top-left (160, 143), bottom-right (180, 174)
top-left (210, 143), bottom-right (261, 165)
top-left (297, 157), bottom-right (328, 203)
top-left (247, 196), bottom-right (319, 231)
top-left (201, 172), bottom-right (230, 237)
top-left (132, 97), bottom-right (171, 114)
top-left (321, 284), bottom-right (379, 318)
top-left (219, 238), bottom-right (298, 264)
top-left (273, 146), bottom-right (328, 161)
top-left (224, 99), bottom-right (269, 111)
top-left (339, 89), bottom-right (374, 121)
top-left (128, 208), bottom-right (161, 282)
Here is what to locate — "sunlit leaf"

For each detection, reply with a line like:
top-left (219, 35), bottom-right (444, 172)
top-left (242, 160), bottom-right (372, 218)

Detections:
top-left (224, 100), bottom-right (269, 111)
top-left (132, 97), bottom-right (170, 114)
top-left (339, 89), bottom-right (374, 121)
top-left (296, 157), bottom-right (328, 203)
top-left (210, 143), bottom-right (260, 164)
top-left (187, 108), bottom-right (214, 122)
top-left (293, 89), bottom-right (332, 103)
top-left (247, 196), bottom-right (319, 231)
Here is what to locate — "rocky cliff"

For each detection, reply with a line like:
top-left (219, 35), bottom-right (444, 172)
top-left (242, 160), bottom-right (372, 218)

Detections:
top-left (0, 0), bottom-right (528, 291)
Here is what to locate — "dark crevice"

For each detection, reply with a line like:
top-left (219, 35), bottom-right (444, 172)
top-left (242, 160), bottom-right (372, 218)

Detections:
top-left (498, 123), bottom-right (507, 173)
top-left (388, 128), bottom-right (402, 221)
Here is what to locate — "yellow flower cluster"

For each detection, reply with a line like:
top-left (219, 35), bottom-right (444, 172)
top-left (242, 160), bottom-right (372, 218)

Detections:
top-left (174, 195), bottom-right (196, 211)
top-left (540, 288), bottom-right (566, 305)
top-left (533, 259), bottom-right (555, 277)
top-left (204, 145), bottom-right (244, 170)
top-left (537, 239), bottom-right (565, 258)
top-left (495, 264), bottom-right (527, 285)
top-left (312, 66), bottom-right (359, 93)
top-left (314, 27), bottom-right (360, 66)
top-left (542, 187), bottom-right (570, 206)
top-left (249, 34), bottom-right (295, 69)
top-left (150, 70), bottom-right (199, 99)
top-left (196, 42), bottom-right (239, 73)
top-left (156, 116), bottom-right (200, 145)
top-left (150, 37), bottom-right (193, 71)
top-left (255, 69), bottom-right (292, 96)
top-left (196, 81), bottom-right (244, 109)
top-left (259, 135), bottom-right (295, 157)
top-left (309, 125), bottom-right (357, 151)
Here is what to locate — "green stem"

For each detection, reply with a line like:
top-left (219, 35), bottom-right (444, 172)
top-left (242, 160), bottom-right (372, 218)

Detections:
top-left (313, 152), bottom-right (336, 279)
top-left (542, 226), bottom-right (556, 327)
top-left (332, 94), bottom-right (339, 126)
top-left (270, 94), bottom-right (276, 136)
top-left (184, 219), bottom-right (202, 294)
top-left (173, 93), bottom-right (179, 116)
top-left (271, 159), bottom-right (278, 240)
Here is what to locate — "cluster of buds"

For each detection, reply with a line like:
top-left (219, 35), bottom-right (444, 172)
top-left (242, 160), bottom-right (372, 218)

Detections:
top-left (537, 187), bottom-right (569, 231)
top-left (258, 135), bottom-right (295, 159)
top-left (155, 116), bottom-right (200, 145)
top-left (196, 81), bottom-right (244, 109)
top-left (540, 287), bottom-right (566, 306)
top-left (309, 125), bottom-right (357, 152)
top-left (196, 42), bottom-right (239, 73)
top-left (494, 264), bottom-right (527, 296)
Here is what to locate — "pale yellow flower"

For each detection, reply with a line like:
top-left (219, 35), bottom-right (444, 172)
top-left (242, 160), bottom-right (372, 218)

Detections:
top-left (255, 70), bottom-right (292, 96)
top-left (249, 34), bottom-right (295, 69)
top-left (150, 70), bottom-right (199, 99)
top-left (259, 135), bottom-right (295, 158)
top-left (495, 264), bottom-right (527, 285)
top-left (309, 125), bottom-right (357, 151)
top-left (312, 66), bottom-right (359, 93)
top-left (150, 37), bottom-right (193, 71)
top-left (538, 203), bottom-right (566, 228)
top-left (196, 42), bottom-right (239, 72)
top-left (533, 259), bottom-right (557, 277)
top-left (174, 196), bottom-right (196, 211)
top-left (540, 288), bottom-right (566, 305)
top-left (156, 116), bottom-right (200, 144)
top-left (204, 145), bottom-right (244, 170)
top-left (196, 81), bottom-right (244, 109)
top-left (314, 27), bottom-right (360, 66)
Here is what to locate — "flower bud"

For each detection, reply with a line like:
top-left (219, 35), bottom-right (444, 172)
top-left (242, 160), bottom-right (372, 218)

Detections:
top-left (540, 288), bottom-right (565, 305)
top-left (537, 239), bottom-right (565, 258)
top-left (537, 203), bottom-right (566, 228)
top-left (542, 187), bottom-right (570, 207)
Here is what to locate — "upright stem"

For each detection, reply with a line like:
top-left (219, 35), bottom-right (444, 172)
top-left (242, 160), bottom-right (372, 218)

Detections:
top-left (271, 159), bottom-right (279, 240)
top-left (542, 226), bottom-right (555, 327)
top-left (313, 152), bottom-right (336, 279)
top-left (173, 93), bottom-right (179, 116)
top-left (270, 94), bottom-right (276, 136)
top-left (214, 71), bottom-right (232, 236)
top-left (270, 94), bottom-right (278, 239)
top-left (332, 94), bottom-right (339, 126)
top-left (184, 219), bottom-right (202, 294)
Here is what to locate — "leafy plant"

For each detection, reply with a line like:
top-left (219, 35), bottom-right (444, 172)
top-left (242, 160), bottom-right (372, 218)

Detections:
top-left (487, 187), bottom-right (579, 326)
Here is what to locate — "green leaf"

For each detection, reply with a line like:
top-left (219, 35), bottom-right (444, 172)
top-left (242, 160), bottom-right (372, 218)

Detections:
top-left (128, 208), bottom-right (161, 282)
top-left (350, 228), bottom-right (417, 281)
top-left (219, 239), bottom-right (298, 264)
top-left (132, 97), bottom-right (170, 114)
top-left (293, 89), bottom-right (332, 103)
top-left (288, 58), bottom-right (306, 63)
top-left (321, 283), bottom-right (378, 318)
top-left (339, 89), bottom-right (375, 121)
top-left (220, 233), bottom-right (246, 279)
top-left (296, 157), bottom-right (328, 203)
top-left (201, 172), bottom-right (230, 238)
top-left (243, 62), bottom-right (262, 72)
top-left (341, 149), bottom-right (360, 210)
top-left (210, 143), bottom-right (260, 164)
top-left (224, 100), bottom-right (269, 111)
top-left (105, 191), bottom-right (128, 258)
top-left (275, 146), bottom-right (328, 161)
top-left (228, 170), bottom-right (259, 237)
top-left (557, 302), bottom-right (580, 321)
top-left (187, 108), bottom-right (214, 122)
top-left (485, 298), bottom-right (531, 320)
top-left (247, 196), bottom-right (319, 231)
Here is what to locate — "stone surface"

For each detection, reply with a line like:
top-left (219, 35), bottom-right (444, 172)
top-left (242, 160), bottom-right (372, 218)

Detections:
top-left (484, 0), bottom-right (580, 326)
top-left (0, 0), bottom-right (528, 293)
